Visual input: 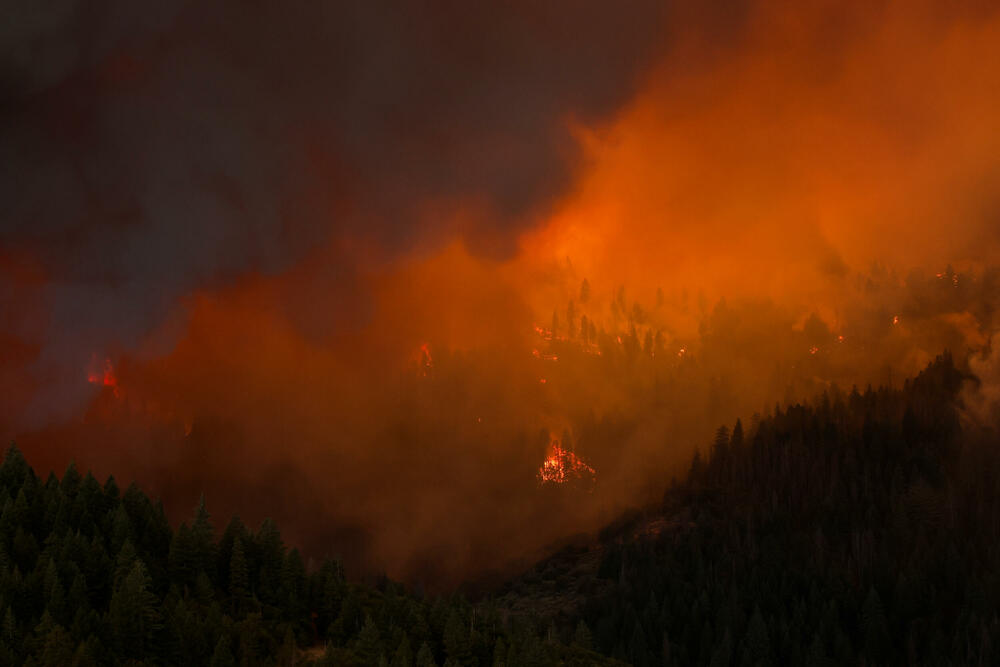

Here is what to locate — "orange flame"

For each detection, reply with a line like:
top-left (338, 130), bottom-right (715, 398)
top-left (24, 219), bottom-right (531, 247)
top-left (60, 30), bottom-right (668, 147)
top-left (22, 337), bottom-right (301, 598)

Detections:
top-left (533, 324), bottom-right (553, 340)
top-left (537, 438), bottom-right (596, 487)
top-left (87, 355), bottom-right (120, 398)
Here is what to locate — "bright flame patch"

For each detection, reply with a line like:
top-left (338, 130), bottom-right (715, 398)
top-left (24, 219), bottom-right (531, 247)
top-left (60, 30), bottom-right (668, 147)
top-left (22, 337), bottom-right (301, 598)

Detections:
top-left (538, 438), bottom-right (596, 487)
top-left (87, 355), bottom-right (120, 398)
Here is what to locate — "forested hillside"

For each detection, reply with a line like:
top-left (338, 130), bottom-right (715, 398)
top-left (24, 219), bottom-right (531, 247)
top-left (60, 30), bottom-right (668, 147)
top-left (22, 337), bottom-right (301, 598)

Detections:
top-left (4, 353), bottom-right (998, 665)
top-left (0, 446), bottom-right (616, 666)
top-left (500, 353), bottom-right (1000, 666)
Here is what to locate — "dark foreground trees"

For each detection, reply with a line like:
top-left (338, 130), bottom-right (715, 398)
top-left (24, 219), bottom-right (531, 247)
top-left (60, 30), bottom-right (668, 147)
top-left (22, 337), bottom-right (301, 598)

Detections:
top-left (566, 353), bottom-right (1000, 666)
top-left (0, 446), bottom-right (617, 666)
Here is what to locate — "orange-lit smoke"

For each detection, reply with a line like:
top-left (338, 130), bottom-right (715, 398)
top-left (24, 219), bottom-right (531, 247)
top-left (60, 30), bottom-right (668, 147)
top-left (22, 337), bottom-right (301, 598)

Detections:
top-left (520, 1), bottom-right (1000, 312)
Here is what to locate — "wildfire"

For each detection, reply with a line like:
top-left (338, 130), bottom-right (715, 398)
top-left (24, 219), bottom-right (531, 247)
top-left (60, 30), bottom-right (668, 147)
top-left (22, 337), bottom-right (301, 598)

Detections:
top-left (533, 324), bottom-right (553, 340)
top-left (87, 355), bottom-right (120, 397)
top-left (936, 272), bottom-right (960, 287)
top-left (537, 439), bottom-right (596, 487)
top-left (531, 349), bottom-right (558, 362)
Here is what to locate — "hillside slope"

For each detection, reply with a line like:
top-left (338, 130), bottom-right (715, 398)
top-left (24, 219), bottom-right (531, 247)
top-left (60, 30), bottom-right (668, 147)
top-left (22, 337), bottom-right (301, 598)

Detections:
top-left (497, 354), bottom-right (1000, 666)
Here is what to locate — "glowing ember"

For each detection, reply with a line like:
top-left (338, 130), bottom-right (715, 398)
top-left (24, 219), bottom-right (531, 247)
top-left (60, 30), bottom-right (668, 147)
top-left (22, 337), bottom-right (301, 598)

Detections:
top-left (87, 355), bottom-right (120, 397)
top-left (677, 347), bottom-right (686, 357)
top-left (935, 272), bottom-right (959, 286)
top-left (532, 348), bottom-right (558, 362)
top-left (538, 439), bottom-right (596, 487)
top-left (539, 378), bottom-right (547, 384)
top-left (892, 315), bottom-right (900, 325)
top-left (533, 324), bottom-right (553, 340)
top-left (837, 335), bottom-right (845, 343)
top-left (809, 346), bottom-right (819, 355)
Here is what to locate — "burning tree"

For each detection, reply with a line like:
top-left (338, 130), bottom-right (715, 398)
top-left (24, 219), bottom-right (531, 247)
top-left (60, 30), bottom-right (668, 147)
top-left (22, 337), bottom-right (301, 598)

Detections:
top-left (537, 436), bottom-right (596, 489)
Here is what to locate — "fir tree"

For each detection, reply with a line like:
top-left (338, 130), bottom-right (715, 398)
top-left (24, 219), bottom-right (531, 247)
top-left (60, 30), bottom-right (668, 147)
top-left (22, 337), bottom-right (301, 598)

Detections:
top-left (391, 635), bottom-right (414, 667)
top-left (416, 641), bottom-right (437, 667)
top-left (210, 635), bottom-right (236, 667)
top-left (229, 537), bottom-right (251, 617)
top-left (355, 614), bottom-right (383, 665)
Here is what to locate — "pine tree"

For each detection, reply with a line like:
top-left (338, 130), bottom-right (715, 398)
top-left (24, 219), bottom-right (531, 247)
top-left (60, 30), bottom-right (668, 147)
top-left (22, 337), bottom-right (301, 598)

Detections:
top-left (0, 444), bottom-right (29, 491)
top-left (168, 523), bottom-right (196, 586)
top-left (210, 635), bottom-right (236, 667)
top-left (628, 620), bottom-right (649, 667)
top-left (255, 518), bottom-right (285, 605)
top-left (107, 560), bottom-right (162, 660)
top-left (229, 537), bottom-right (251, 617)
top-left (110, 503), bottom-right (131, 553)
top-left (806, 633), bottom-right (829, 667)
top-left (114, 539), bottom-right (138, 586)
top-left (491, 637), bottom-right (506, 667)
top-left (708, 628), bottom-right (731, 667)
top-left (71, 637), bottom-right (100, 667)
top-left (60, 462), bottom-right (81, 498)
top-left (38, 622), bottom-right (73, 667)
top-left (416, 641), bottom-right (437, 667)
top-left (743, 607), bottom-right (771, 666)
top-left (443, 609), bottom-right (473, 665)
top-left (2, 606), bottom-right (19, 654)
top-left (190, 495), bottom-right (216, 579)
top-left (862, 587), bottom-right (890, 662)
top-left (279, 626), bottom-right (297, 667)
top-left (355, 614), bottom-right (383, 665)
top-left (391, 635), bottom-right (414, 667)
top-left (573, 620), bottom-right (592, 650)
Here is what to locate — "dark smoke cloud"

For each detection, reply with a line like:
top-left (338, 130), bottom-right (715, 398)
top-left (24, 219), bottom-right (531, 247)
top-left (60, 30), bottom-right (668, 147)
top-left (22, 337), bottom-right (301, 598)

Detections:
top-left (0, 0), bottom-right (672, 427)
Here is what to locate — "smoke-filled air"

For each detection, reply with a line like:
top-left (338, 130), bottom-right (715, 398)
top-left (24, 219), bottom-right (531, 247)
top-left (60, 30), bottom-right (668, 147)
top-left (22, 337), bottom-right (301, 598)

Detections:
top-left (3, 0), bottom-right (1000, 597)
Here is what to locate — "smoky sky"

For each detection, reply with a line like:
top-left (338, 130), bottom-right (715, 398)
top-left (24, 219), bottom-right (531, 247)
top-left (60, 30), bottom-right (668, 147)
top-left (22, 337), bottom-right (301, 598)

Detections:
top-left (0, 0), bottom-right (682, 426)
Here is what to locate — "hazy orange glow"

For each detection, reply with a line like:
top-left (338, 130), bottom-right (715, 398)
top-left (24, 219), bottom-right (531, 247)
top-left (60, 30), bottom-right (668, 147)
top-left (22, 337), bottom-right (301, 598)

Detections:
top-left (518, 2), bottom-right (1000, 310)
top-left (87, 355), bottom-right (119, 398)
